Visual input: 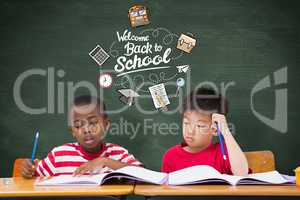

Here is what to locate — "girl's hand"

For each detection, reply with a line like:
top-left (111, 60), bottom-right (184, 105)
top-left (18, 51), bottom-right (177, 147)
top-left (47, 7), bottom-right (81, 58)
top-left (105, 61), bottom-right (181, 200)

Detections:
top-left (211, 113), bottom-right (230, 136)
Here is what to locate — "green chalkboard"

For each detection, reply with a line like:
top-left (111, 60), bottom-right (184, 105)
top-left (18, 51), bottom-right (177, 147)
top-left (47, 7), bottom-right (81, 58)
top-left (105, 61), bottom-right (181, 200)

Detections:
top-left (0, 0), bottom-right (300, 183)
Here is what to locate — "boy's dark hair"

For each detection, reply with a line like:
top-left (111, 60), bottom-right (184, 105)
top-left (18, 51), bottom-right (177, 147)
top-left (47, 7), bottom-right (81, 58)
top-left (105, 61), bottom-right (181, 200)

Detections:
top-left (182, 87), bottom-right (228, 115)
top-left (73, 95), bottom-right (107, 119)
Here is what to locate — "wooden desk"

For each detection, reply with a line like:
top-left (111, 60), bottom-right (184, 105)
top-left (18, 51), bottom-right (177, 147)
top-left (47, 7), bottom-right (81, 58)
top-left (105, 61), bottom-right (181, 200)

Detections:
top-left (0, 177), bottom-right (134, 198)
top-left (134, 184), bottom-right (300, 197)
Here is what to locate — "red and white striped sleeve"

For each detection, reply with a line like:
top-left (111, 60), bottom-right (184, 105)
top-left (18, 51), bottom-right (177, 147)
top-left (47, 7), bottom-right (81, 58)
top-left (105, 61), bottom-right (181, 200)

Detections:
top-left (35, 150), bottom-right (57, 177)
top-left (104, 143), bottom-right (143, 166)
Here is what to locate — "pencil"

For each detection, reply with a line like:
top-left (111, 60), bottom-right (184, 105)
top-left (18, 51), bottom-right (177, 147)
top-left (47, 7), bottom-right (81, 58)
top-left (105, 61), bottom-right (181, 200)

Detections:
top-left (216, 123), bottom-right (227, 160)
top-left (31, 131), bottom-right (39, 161)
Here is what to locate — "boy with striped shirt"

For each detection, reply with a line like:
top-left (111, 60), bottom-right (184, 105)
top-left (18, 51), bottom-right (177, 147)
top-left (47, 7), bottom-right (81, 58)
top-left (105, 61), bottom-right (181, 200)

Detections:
top-left (21, 95), bottom-right (143, 178)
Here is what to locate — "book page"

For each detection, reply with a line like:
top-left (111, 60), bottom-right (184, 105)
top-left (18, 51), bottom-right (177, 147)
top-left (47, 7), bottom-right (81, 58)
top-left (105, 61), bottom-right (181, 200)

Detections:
top-left (238, 171), bottom-right (292, 184)
top-left (113, 166), bottom-right (167, 184)
top-left (281, 174), bottom-right (296, 183)
top-left (35, 166), bottom-right (167, 186)
top-left (221, 174), bottom-right (244, 185)
top-left (35, 174), bottom-right (107, 186)
top-left (168, 165), bottom-right (227, 185)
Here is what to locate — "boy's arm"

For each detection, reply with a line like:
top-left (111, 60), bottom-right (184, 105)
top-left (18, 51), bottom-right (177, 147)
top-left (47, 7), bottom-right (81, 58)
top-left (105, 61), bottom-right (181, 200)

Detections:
top-left (21, 154), bottom-right (50, 178)
top-left (102, 157), bottom-right (133, 169)
top-left (212, 114), bottom-right (249, 176)
top-left (74, 146), bottom-right (143, 176)
top-left (21, 159), bottom-right (38, 178)
top-left (74, 157), bottom-right (132, 176)
top-left (30, 150), bottom-right (56, 177)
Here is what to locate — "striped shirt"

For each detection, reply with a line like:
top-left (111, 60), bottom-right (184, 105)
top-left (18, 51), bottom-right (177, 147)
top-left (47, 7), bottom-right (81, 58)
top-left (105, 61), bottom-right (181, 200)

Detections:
top-left (35, 142), bottom-right (142, 176)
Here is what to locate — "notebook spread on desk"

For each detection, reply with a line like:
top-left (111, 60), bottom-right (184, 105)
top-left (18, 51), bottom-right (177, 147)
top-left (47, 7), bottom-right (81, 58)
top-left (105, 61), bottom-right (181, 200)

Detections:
top-left (35, 165), bottom-right (295, 186)
top-left (35, 166), bottom-right (167, 186)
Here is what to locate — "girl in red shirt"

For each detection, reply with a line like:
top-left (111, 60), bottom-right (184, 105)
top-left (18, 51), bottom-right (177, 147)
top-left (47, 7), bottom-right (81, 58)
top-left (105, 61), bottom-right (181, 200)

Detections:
top-left (161, 87), bottom-right (250, 176)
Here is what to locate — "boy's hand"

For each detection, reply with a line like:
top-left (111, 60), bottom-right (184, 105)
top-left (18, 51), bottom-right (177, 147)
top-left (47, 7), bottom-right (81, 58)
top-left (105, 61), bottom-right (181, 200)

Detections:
top-left (21, 159), bottom-right (38, 179)
top-left (211, 113), bottom-right (230, 136)
top-left (73, 158), bottom-right (106, 176)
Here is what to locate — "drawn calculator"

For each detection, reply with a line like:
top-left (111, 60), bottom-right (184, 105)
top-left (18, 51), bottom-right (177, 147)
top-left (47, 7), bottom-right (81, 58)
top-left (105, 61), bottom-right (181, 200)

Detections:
top-left (89, 45), bottom-right (110, 66)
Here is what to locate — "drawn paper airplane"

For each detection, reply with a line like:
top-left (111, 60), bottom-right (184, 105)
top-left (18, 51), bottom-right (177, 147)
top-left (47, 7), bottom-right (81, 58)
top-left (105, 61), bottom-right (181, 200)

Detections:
top-left (176, 65), bottom-right (190, 73)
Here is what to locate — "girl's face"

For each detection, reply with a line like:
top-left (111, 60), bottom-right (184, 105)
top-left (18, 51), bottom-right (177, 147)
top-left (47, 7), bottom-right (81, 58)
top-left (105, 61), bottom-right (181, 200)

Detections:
top-left (182, 111), bottom-right (214, 152)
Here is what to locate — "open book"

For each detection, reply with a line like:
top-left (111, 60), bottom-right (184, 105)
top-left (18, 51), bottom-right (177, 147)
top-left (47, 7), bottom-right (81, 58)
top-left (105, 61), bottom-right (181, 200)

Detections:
top-left (35, 165), bottom-right (295, 186)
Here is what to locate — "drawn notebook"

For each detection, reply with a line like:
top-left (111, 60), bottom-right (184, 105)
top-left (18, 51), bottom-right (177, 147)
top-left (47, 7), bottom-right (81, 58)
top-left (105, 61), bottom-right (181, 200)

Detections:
top-left (35, 165), bottom-right (295, 186)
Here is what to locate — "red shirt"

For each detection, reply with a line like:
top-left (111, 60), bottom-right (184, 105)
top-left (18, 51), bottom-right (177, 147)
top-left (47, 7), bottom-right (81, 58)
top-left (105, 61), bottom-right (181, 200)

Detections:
top-left (161, 142), bottom-right (233, 174)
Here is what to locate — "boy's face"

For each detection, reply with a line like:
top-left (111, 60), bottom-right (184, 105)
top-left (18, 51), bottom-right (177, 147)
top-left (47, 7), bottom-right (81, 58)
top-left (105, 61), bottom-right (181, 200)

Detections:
top-left (182, 111), bottom-right (214, 150)
top-left (70, 103), bottom-right (109, 153)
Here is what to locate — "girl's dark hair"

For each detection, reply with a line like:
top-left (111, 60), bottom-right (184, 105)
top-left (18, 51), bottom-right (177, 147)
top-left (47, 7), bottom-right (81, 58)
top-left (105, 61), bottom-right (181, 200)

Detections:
top-left (181, 87), bottom-right (228, 115)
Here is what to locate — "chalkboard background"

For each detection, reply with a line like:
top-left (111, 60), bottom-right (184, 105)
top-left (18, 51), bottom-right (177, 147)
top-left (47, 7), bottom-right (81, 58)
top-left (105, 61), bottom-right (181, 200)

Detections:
top-left (0, 0), bottom-right (299, 181)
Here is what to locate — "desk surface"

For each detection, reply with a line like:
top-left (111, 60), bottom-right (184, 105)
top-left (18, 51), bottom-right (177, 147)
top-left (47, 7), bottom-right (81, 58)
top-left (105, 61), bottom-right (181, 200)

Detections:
top-left (0, 178), bottom-right (134, 197)
top-left (134, 184), bottom-right (300, 196)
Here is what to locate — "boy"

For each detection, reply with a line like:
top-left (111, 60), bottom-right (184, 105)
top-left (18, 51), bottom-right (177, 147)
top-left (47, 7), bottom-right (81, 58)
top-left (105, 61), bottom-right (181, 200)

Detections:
top-left (21, 95), bottom-right (142, 178)
top-left (161, 87), bottom-right (249, 176)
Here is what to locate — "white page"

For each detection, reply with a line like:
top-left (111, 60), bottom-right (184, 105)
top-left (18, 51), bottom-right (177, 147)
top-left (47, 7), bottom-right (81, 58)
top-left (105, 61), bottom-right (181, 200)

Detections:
top-left (35, 166), bottom-right (167, 186)
top-left (238, 171), bottom-right (292, 184)
top-left (168, 165), bottom-right (226, 185)
top-left (114, 166), bottom-right (167, 184)
top-left (281, 174), bottom-right (296, 183)
top-left (35, 174), bottom-right (107, 186)
top-left (221, 174), bottom-right (244, 185)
